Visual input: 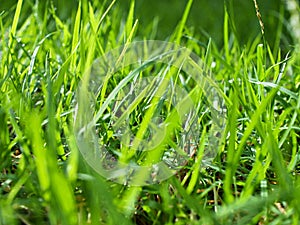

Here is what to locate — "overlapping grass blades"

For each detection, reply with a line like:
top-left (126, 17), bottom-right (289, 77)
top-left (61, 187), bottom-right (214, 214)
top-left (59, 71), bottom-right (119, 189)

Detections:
top-left (0, 0), bottom-right (299, 224)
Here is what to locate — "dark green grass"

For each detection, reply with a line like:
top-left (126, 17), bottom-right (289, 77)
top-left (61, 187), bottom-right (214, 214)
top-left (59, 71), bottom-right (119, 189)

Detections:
top-left (0, 0), bottom-right (299, 224)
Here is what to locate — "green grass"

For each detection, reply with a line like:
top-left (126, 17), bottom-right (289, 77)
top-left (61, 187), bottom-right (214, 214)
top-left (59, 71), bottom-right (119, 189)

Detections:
top-left (0, 0), bottom-right (299, 224)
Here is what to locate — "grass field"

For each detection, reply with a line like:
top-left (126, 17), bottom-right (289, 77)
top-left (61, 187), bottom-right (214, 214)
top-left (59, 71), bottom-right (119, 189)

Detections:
top-left (0, 0), bottom-right (299, 224)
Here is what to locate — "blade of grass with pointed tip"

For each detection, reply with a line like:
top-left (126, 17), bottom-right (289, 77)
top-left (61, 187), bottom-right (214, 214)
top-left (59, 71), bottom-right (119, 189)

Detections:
top-left (174, 0), bottom-right (193, 44)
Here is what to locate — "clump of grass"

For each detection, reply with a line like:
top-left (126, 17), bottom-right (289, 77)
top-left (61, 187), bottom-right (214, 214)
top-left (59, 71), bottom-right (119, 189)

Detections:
top-left (0, 0), bottom-right (299, 224)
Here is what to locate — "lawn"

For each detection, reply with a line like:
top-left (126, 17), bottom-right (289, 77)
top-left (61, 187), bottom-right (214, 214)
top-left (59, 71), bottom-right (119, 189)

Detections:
top-left (0, 0), bottom-right (299, 224)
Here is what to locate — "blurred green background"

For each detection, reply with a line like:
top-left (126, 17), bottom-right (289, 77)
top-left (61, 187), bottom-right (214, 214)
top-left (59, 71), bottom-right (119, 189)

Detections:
top-left (0, 0), bottom-right (296, 48)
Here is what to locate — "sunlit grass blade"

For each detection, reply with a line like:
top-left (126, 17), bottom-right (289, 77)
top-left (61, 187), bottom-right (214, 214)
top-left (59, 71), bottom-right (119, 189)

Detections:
top-left (70, 1), bottom-right (81, 73)
top-left (173, 0), bottom-right (193, 44)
